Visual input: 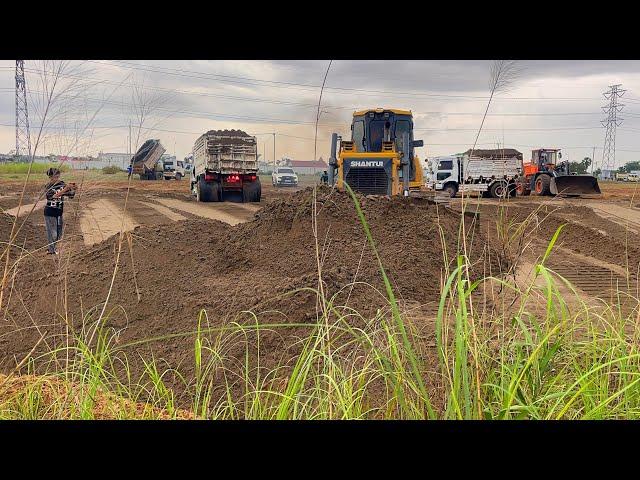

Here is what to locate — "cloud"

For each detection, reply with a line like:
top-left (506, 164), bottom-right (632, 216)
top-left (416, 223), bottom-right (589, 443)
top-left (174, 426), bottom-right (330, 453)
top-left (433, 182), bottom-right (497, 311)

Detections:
top-left (1, 60), bottom-right (640, 167)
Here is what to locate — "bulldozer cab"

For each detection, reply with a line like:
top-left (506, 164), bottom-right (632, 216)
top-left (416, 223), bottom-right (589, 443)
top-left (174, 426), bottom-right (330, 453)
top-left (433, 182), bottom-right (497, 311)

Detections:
top-left (352, 109), bottom-right (414, 153)
top-left (351, 109), bottom-right (418, 180)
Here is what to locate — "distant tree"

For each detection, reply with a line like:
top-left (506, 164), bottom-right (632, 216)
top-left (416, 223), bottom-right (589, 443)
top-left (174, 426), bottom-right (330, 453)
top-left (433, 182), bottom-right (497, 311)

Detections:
top-left (619, 161), bottom-right (640, 173)
top-left (568, 157), bottom-right (592, 174)
top-left (593, 168), bottom-right (602, 177)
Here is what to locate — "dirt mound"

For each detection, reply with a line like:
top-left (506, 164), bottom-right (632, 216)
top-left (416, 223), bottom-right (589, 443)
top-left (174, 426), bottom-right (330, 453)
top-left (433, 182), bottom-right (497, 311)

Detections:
top-left (1, 186), bottom-right (502, 405)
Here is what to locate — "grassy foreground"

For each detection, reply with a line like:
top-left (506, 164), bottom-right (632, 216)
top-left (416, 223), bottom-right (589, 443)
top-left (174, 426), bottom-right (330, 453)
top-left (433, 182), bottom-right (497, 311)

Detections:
top-left (1, 187), bottom-right (639, 419)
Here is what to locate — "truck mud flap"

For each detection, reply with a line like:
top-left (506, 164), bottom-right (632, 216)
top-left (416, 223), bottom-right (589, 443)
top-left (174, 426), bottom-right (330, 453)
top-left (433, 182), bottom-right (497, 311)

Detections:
top-left (550, 175), bottom-right (601, 196)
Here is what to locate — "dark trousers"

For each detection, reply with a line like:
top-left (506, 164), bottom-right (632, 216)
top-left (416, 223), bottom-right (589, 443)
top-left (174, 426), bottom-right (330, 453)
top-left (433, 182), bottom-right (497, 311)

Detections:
top-left (44, 214), bottom-right (63, 253)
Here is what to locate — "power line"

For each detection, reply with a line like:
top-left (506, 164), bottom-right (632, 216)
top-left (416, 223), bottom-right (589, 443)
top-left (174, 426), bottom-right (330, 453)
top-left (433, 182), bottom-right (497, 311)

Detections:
top-left (0, 64), bottom-right (600, 103)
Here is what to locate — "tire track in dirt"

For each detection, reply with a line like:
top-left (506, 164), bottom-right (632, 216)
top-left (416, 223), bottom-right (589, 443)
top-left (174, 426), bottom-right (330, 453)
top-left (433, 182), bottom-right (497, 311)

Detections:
top-left (589, 203), bottom-right (640, 234)
top-left (152, 198), bottom-right (256, 225)
top-left (4, 200), bottom-right (46, 217)
top-left (138, 201), bottom-right (187, 222)
top-left (79, 198), bottom-right (140, 246)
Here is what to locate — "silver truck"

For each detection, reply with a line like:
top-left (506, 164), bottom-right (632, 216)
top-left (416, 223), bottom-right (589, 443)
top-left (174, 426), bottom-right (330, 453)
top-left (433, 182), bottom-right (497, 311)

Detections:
top-left (190, 129), bottom-right (261, 202)
top-left (432, 149), bottom-right (523, 198)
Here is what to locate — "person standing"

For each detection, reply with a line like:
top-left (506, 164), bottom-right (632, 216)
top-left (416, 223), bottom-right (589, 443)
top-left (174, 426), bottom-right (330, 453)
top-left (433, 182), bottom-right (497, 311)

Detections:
top-left (44, 167), bottom-right (76, 255)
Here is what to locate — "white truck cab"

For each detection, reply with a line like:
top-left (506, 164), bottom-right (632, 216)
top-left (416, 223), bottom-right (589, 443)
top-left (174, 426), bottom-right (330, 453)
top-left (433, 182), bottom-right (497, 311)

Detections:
top-left (161, 156), bottom-right (185, 180)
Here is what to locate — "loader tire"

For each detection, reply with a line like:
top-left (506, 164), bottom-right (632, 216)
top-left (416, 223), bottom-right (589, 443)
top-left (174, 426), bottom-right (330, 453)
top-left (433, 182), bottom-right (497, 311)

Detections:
top-left (534, 174), bottom-right (551, 196)
top-left (508, 181), bottom-right (517, 198)
top-left (516, 182), bottom-right (530, 196)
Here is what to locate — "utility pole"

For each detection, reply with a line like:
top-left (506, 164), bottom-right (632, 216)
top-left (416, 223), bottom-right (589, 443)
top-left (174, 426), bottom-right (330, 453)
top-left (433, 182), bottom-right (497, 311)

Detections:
top-left (272, 132), bottom-right (276, 169)
top-left (601, 84), bottom-right (625, 177)
top-left (591, 146), bottom-right (596, 174)
top-left (15, 60), bottom-right (31, 159)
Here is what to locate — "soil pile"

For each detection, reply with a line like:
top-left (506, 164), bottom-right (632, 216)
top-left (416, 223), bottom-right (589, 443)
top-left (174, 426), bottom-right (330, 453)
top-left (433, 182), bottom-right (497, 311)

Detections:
top-left (1, 186), bottom-right (502, 404)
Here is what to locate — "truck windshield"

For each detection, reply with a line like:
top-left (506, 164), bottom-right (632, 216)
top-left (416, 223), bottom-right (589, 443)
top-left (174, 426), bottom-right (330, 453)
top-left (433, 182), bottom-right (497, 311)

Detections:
top-left (438, 160), bottom-right (453, 170)
top-left (279, 168), bottom-right (294, 174)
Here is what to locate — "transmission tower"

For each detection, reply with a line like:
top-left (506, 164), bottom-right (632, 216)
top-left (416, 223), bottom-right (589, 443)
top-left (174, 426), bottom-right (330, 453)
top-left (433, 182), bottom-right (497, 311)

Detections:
top-left (601, 84), bottom-right (625, 174)
top-left (15, 60), bottom-right (31, 159)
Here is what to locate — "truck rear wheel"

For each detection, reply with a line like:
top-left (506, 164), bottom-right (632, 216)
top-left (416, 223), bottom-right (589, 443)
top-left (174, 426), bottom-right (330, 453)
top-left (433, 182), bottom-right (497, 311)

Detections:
top-left (242, 181), bottom-right (261, 202)
top-left (197, 178), bottom-right (213, 202)
top-left (176, 173), bottom-right (182, 181)
top-left (534, 174), bottom-right (551, 196)
top-left (490, 181), bottom-right (508, 199)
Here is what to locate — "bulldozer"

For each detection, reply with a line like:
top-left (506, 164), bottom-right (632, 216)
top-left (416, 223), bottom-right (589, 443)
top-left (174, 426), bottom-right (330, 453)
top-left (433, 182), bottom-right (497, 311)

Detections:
top-left (517, 148), bottom-right (601, 196)
top-left (328, 108), bottom-right (424, 196)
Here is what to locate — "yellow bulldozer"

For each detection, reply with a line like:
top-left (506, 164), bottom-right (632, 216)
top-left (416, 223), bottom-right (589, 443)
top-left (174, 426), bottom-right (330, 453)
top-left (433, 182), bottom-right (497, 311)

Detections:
top-left (328, 108), bottom-right (424, 196)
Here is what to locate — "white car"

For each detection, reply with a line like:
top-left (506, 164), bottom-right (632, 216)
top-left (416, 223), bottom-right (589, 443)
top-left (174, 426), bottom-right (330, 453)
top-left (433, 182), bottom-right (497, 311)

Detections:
top-left (272, 167), bottom-right (298, 187)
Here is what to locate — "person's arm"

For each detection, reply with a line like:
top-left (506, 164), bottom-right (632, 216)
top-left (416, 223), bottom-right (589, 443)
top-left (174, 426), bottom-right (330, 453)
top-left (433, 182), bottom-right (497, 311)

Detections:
top-left (64, 182), bottom-right (77, 198)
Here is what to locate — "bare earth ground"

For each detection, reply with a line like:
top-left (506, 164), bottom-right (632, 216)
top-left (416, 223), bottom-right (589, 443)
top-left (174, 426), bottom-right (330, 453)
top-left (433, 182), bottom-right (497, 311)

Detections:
top-left (1, 176), bottom-right (639, 408)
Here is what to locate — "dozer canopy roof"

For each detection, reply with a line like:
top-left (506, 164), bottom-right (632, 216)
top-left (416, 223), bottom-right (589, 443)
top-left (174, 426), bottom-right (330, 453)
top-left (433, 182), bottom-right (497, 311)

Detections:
top-left (353, 108), bottom-right (412, 117)
top-left (350, 109), bottom-right (414, 154)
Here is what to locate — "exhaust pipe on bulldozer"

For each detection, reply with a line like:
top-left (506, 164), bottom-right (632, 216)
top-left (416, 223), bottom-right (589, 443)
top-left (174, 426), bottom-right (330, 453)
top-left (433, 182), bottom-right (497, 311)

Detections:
top-left (550, 175), bottom-right (601, 196)
top-left (328, 133), bottom-right (338, 186)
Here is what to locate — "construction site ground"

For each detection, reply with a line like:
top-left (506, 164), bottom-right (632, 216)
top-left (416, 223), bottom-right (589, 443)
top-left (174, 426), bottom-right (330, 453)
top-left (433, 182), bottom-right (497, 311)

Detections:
top-left (2, 174), bottom-right (640, 407)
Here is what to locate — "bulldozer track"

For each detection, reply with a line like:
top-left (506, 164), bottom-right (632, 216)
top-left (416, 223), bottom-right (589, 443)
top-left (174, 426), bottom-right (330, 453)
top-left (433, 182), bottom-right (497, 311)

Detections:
top-left (550, 263), bottom-right (634, 297)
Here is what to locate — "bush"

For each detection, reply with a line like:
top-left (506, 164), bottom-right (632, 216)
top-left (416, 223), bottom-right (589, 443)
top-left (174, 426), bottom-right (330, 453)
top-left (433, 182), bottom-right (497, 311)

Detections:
top-left (102, 165), bottom-right (122, 175)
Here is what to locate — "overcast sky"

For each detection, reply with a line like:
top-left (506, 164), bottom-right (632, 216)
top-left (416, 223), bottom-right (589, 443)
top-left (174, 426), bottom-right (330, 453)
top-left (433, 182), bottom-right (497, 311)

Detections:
top-left (2, 60), bottom-right (640, 169)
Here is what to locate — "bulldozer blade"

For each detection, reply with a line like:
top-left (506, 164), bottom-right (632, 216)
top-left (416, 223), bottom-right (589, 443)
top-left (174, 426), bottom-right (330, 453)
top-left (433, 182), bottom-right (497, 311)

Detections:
top-left (550, 175), bottom-right (601, 196)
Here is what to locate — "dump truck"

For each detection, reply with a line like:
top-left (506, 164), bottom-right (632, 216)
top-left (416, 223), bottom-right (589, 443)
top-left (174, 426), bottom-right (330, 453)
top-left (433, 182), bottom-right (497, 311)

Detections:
top-left (130, 139), bottom-right (166, 180)
top-left (431, 148), bottom-right (522, 198)
top-left (517, 148), bottom-right (601, 196)
top-left (190, 129), bottom-right (261, 202)
top-left (328, 108), bottom-right (424, 196)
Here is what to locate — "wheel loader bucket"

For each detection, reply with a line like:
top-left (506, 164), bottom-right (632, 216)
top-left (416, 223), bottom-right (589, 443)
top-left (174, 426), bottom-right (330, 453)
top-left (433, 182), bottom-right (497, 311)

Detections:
top-left (550, 175), bottom-right (601, 196)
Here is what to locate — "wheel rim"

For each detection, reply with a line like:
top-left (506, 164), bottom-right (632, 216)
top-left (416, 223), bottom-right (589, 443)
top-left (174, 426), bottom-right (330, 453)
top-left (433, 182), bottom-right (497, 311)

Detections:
top-left (535, 179), bottom-right (543, 194)
top-left (495, 184), bottom-right (506, 197)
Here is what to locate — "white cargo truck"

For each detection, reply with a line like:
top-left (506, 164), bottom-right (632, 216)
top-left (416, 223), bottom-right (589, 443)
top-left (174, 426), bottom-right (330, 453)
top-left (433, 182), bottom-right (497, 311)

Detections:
top-left (160, 155), bottom-right (185, 180)
top-left (432, 149), bottom-right (523, 198)
top-left (190, 129), bottom-right (261, 202)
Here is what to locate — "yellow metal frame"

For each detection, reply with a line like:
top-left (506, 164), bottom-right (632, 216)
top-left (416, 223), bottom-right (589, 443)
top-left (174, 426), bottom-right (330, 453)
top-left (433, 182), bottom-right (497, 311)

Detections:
top-left (337, 150), bottom-right (424, 195)
top-left (352, 108), bottom-right (413, 117)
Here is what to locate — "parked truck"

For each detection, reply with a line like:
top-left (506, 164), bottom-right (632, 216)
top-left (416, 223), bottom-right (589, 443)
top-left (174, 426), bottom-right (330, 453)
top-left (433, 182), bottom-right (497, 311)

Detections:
top-left (190, 129), bottom-right (261, 202)
top-left (160, 154), bottom-right (185, 180)
top-left (432, 148), bottom-right (523, 198)
top-left (130, 139), bottom-right (166, 180)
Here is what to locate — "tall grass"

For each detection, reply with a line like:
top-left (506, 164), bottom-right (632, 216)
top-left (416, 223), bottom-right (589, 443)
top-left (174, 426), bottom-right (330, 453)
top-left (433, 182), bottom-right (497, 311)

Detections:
top-left (1, 187), bottom-right (640, 419)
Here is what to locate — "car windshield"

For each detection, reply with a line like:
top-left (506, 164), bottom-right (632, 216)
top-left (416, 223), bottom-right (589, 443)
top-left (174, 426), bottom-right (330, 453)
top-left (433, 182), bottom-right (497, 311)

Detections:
top-left (279, 168), bottom-right (294, 174)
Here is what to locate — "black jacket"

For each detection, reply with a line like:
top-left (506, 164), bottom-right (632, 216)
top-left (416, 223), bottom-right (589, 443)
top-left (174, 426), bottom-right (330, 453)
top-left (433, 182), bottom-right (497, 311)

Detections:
top-left (44, 180), bottom-right (75, 217)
